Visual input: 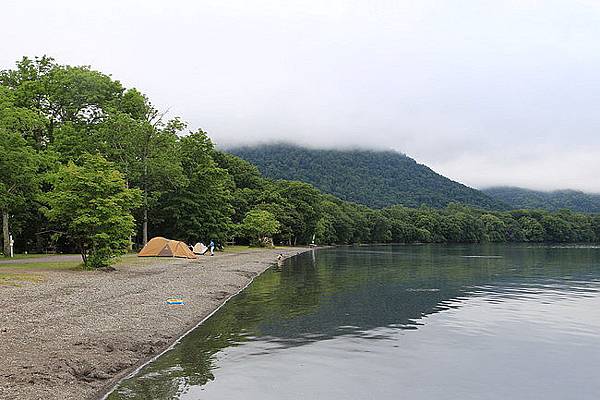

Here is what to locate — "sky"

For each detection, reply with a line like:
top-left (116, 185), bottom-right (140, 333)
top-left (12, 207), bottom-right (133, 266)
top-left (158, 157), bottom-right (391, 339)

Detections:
top-left (3, 0), bottom-right (600, 192)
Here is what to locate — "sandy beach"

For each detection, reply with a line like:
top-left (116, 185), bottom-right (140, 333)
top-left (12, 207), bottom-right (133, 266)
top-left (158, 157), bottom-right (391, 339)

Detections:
top-left (0, 247), bottom-right (310, 400)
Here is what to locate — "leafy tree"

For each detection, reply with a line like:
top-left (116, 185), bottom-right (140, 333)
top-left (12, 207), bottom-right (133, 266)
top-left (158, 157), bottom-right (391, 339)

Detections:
top-left (369, 211), bottom-right (392, 243)
top-left (416, 210), bottom-right (445, 242)
top-left (273, 180), bottom-right (322, 245)
top-left (241, 209), bottom-right (280, 247)
top-left (1, 58), bottom-right (182, 248)
top-left (0, 129), bottom-right (39, 256)
top-left (316, 198), bottom-right (355, 244)
top-left (315, 216), bottom-right (337, 244)
top-left (541, 215), bottom-right (573, 242)
top-left (212, 151), bottom-right (264, 191)
top-left (481, 214), bottom-right (507, 242)
top-left (591, 215), bottom-right (600, 241)
top-left (504, 218), bottom-right (525, 242)
top-left (0, 86), bottom-right (48, 148)
top-left (0, 56), bottom-right (123, 126)
top-left (156, 130), bottom-right (234, 243)
top-left (42, 154), bottom-right (141, 268)
top-left (93, 93), bottom-right (185, 244)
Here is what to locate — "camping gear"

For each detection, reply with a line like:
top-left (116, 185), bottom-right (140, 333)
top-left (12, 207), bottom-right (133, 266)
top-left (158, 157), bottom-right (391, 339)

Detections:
top-left (138, 237), bottom-right (197, 259)
top-left (166, 298), bottom-right (185, 305)
top-left (193, 242), bottom-right (208, 255)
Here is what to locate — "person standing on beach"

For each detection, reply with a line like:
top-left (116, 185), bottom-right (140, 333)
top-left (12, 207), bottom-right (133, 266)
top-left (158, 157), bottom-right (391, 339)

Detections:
top-left (209, 240), bottom-right (215, 256)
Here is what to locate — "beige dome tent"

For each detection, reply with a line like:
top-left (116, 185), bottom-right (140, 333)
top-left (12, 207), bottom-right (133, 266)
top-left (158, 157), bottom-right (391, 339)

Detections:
top-left (193, 242), bottom-right (208, 255)
top-left (138, 237), bottom-right (197, 259)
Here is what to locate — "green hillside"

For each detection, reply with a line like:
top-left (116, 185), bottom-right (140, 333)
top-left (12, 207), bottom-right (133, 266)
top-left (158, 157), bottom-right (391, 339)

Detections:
top-left (483, 187), bottom-right (600, 213)
top-left (229, 144), bottom-right (505, 209)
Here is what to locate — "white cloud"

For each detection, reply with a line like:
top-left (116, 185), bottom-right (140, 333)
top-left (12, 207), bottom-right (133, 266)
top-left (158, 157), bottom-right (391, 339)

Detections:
top-left (2, 0), bottom-right (600, 191)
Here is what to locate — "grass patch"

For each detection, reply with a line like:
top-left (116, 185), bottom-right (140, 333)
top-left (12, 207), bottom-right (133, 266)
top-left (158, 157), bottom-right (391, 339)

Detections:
top-left (221, 245), bottom-right (289, 253)
top-left (0, 261), bottom-right (83, 272)
top-left (113, 254), bottom-right (166, 267)
top-left (2, 253), bottom-right (78, 260)
top-left (0, 272), bottom-right (44, 287)
top-left (222, 245), bottom-right (261, 253)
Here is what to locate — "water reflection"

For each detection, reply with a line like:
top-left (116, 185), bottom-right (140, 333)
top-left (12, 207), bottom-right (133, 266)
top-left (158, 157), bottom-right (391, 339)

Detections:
top-left (108, 244), bottom-right (600, 400)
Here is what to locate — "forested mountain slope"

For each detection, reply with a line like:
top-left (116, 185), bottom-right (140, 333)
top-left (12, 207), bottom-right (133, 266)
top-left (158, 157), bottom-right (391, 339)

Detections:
top-left (229, 144), bottom-right (505, 209)
top-left (483, 187), bottom-right (600, 213)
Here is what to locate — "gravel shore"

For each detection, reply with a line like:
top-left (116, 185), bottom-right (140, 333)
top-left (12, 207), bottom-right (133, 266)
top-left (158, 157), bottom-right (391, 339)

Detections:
top-left (0, 247), bottom-right (309, 400)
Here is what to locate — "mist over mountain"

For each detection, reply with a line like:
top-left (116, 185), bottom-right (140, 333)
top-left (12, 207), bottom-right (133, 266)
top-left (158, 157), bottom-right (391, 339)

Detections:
top-left (483, 187), bottom-right (600, 213)
top-left (229, 144), bottom-right (505, 210)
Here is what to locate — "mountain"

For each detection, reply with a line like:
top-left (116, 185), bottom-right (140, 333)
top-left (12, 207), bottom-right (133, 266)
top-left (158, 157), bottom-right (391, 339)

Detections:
top-left (228, 144), bottom-right (505, 209)
top-left (483, 187), bottom-right (600, 213)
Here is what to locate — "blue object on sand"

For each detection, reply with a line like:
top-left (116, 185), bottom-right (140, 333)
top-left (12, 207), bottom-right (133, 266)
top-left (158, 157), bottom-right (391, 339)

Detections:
top-left (166, 298), bottom-right (184, 305)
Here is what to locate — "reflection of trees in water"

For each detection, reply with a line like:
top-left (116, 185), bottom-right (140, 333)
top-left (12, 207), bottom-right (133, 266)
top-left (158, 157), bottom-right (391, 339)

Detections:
top-left (109, 244), bottom-right (600, 399)
top-left (108, 254), bottom-right (324, 399)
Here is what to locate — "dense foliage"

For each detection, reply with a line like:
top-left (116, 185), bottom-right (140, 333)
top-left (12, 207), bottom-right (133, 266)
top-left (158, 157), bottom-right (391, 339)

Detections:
top-left (241, 210), bottom-right (280, 247)
top-left (0, 56), bottom-right (233, 264)
top-left (42, 155), bottom-right (141, 268)
top-left (483, 187), bottom-right (600, 213)
top-left (230, 144), bottom-right (505, 209)
top-left (214, 151), bottom-right (600, 245)
top-left (1, 56), bottom-right (598, 263)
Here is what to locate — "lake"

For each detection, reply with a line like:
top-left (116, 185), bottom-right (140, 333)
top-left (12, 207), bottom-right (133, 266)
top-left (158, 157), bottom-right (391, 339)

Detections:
top-left (107, 244), bottom-right (600, 399)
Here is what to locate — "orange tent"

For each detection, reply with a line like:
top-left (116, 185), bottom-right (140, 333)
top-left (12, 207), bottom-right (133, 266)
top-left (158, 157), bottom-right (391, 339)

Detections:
top-left (138, 237), bottom-right (197, 259)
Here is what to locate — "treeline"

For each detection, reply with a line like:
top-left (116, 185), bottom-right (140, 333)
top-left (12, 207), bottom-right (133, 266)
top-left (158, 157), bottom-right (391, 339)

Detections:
top-left (483, 187), bottom-right (600, 213)
top-left (1, 57), bottom-right (599, 267)
top-left (215, 156), bottom-right (600, 245)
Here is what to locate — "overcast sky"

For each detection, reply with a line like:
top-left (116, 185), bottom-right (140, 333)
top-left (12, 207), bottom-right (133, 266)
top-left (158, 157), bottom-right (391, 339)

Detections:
top-left (3, 0), bottom-right (600, 192)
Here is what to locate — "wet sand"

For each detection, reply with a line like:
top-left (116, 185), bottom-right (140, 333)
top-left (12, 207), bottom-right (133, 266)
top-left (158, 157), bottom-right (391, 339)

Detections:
top-left (0, 247), bottom-right (310, 400)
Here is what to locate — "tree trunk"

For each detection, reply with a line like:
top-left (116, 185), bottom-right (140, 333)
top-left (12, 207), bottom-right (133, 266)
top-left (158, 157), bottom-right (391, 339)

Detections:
top-left (126, 179), bottom-right (133, 251)
top-left (79, 242), bottom-right (88, 266)
top-left (143, 206), bottom-right (148, 245)
top-left (142, 161), bottom-right (149, 245)
top-left (2, 210), bottom-right (9, 257)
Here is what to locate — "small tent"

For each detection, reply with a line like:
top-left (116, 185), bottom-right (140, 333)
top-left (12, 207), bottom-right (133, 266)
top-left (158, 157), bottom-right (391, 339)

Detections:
top-left (193, 242), bottom-right (208, 255)
top-left (138, 237), bottom-right (197, 259)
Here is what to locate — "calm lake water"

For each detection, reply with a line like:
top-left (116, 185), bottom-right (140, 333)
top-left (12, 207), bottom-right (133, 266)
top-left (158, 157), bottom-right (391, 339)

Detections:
top-left (108, 244), bottom-right (600, 399)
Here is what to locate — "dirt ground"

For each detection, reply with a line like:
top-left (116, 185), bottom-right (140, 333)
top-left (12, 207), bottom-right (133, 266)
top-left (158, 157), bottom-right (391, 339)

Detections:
top-left (0, 247), bottom-right (309, 400)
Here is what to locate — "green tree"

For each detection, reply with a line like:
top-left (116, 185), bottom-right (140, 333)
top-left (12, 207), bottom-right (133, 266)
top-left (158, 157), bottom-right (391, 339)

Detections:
top-left (0, 129), bottom-right (39, 256)
top-left (42, 154), bottom-right (141, 268)
top-left (156, 130), bottom-right (234, 243)
top-left (317, 198), bottom-right (355, 244)
top-left (241, 209), bottom-right (280, 247)
top-left (515, 215), bottom-right (543, 242)
top-left (212, 151), bottom-right (267, 226)
top-left (94, 95), bottom-right (185, 245)
top-left (273, 181), bottom-right (322, 245)
top-left (369, 211), bottom-right (392, 243)
top-left (541, 215), bottom-right (573, 242)
top-left (0, 86), bottom-right (48, 148)
top-left (0, 56), bottom-right (123, 129)
top-left (481, 213), bottom-right (507, 242)
top-left (591, 215), bottom-right (600, 242)
top-left (2, 58), bottom-right (179, 247)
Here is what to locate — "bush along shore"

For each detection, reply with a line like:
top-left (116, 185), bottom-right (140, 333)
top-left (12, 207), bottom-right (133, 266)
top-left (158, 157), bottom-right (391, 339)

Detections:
top-left (0, 247), bottom-right (310, 400)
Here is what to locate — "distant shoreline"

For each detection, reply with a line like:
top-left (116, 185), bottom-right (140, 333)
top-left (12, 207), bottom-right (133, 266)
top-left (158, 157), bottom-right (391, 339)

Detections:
top-left (0, 247), bottom-right (313, 400)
